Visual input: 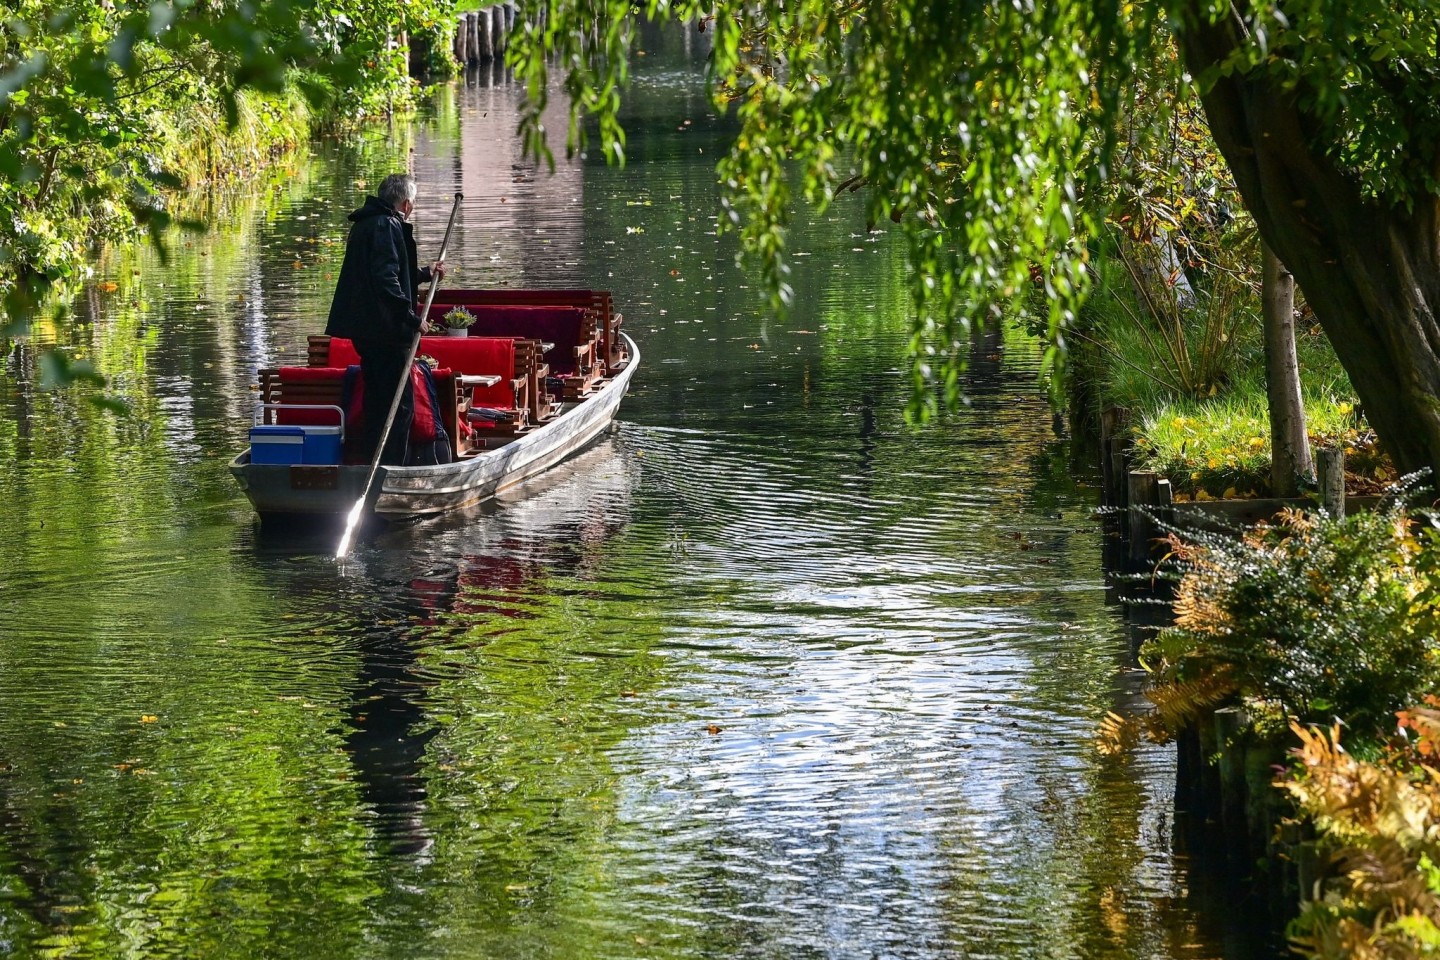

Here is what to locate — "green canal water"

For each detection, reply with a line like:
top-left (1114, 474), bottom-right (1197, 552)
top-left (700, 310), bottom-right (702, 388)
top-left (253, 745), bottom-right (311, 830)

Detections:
top-left (0, 35), bottom-right (1265, 960)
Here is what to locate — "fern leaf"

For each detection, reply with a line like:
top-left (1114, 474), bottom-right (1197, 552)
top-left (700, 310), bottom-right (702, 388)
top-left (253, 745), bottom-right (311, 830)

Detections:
top-left (1096, 710), bottom-right (1142, 756)
top-left (1145, 667), bottom-right (1239, 733)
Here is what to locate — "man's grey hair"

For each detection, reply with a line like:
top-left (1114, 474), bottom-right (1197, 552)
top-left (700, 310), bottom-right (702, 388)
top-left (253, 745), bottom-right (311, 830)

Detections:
top-left (378, 173), bottom-right (417, 210)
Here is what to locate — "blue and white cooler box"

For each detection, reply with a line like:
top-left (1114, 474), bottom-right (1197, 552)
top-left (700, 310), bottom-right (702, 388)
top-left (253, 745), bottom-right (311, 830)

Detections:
top-left (249, 424), bottom-right (343, 465)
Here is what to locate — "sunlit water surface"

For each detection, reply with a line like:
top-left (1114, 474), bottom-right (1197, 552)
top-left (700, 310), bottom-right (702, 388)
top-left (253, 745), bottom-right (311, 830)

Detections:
top-left (0, 31), bottom-right (1264, 960)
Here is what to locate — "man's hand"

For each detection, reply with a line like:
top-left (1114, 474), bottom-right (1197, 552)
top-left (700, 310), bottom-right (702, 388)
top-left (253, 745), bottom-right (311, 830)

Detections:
top-left (430, 259), bottom-right (446, 282)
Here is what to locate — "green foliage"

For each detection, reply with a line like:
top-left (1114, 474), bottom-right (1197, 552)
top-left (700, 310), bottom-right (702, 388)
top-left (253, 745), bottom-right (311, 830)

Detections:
top-left (1060, 80), bottom-right (1375, 498)
top-left (442, 305), bottom-right (477, 329)
top-left (1145, 489), bottom-right (1440, 741)
top-left (0, 0), bottom-right (456, 397)
top-left (0, 0), bottom-right (451, 283)
top-left (1098, 230), bottom-right (1255, 399)
top-left (1130, 393), bottom-right (1377, 500)
top-left (511, 0), bottom-right (1160, 417)
top-left (1071, 241), bottom-right (1373, 496)
top-left (511, 0), bottom-right (1440, 432)
top-left (1189, 0), bottom-right (1440, 208)
top-left (1082, 47), bottom-right (1258, 404)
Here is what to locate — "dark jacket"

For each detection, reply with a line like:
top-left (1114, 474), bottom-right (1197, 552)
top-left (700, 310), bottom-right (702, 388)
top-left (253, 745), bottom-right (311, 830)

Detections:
top-left (326, 196), bottom-right (432, 346)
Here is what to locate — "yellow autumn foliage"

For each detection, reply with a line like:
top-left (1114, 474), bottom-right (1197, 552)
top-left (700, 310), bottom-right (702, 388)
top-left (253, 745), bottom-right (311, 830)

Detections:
top-left (1286, 720), bottom-right (1440, 959)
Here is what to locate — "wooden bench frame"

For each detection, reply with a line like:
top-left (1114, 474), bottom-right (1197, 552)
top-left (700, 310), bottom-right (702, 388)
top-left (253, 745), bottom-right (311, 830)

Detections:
top-left (430, 288), bottom-right (624, 375)
top-left (289, 334), bottom-right (546, 456)
top-left (461, 339), bottom-right (539, 441)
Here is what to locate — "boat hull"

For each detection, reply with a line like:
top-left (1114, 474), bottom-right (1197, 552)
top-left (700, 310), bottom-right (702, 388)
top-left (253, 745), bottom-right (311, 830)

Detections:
top-left (230, 334), bottom-right (639, 521)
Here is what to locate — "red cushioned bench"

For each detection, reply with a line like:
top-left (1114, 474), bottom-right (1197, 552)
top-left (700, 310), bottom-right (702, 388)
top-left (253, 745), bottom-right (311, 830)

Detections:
top-left (305, 334), bottom-right (547, 451)
top-left (427, 303), bottom-right (599, 401)
top-left (426, 289), bottom-right (619, 385)
top-left (432, 287), bottom-right (621, 371)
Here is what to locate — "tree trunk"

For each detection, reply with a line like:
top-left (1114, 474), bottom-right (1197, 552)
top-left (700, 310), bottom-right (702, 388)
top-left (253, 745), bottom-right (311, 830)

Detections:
top-left (1179, 7), bottom-right (1440, 478)
top-left (1261, 242), bottom-right (1312, 495)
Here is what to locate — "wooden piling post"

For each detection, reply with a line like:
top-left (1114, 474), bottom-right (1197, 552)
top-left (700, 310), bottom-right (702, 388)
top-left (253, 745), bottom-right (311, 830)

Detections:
top-left (1156, 477), bottom-right (1173, 533)
top-left (1277, 819), bottom-right (1303, 910)
top-left (1099, 405), bottom-right (1130, 440)
top-left (479, 7), bottom-right (494, 60)
top-left (1175, 723), bottom-right (1202, 816)
top-left (1296, 841), bottom-right (1320, 904)
top-left (1317, 447), bottom-right (1345, 517)
top-left (454, 16), bottom-right (464, 64)
top-left (468, 13), bottom-right (481, 64)
top-left (1244, 741), bottom-right (1283, 863)
top-left (1127, 470), bottom-right (1160, 567)
top-left (1109, 438), bottom-right (1131, 509)
top-left (1100, 406), bottom-right (1131, 509)
top-left (1196, 708), bottom-right (1222, 825)
top-left (495, 4), bottom-right (511, 53)
top-left (1214, 706), bottom-right (1249, 863)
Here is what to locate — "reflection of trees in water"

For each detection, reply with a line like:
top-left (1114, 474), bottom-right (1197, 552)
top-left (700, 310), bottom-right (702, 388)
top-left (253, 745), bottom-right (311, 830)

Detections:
top-left (857, 388), bottom-right (879, 477)
top-left (339, 506), bottom-right (630, 862)
top-left (0, 763), bottom-right (79, 938)
top-left (964, 322), bottom-right (1007, 398)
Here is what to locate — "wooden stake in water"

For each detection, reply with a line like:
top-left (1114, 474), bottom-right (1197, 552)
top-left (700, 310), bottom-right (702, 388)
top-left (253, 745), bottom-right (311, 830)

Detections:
top-left (336, 191), bottom-right (464, 559)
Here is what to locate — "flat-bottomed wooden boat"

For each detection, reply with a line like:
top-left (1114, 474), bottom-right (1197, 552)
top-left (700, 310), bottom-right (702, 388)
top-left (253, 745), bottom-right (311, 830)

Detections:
top-left (229, 288), bottom-right (636, 522)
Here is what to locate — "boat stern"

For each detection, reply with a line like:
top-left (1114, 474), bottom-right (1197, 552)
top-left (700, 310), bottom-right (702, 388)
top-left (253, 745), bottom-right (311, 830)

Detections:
top-left (230, 451), bottom-right (375, 519)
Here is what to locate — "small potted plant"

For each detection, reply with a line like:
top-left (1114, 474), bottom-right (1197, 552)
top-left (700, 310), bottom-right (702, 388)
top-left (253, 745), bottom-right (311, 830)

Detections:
top-left (441, 306), bottom-right (476, 338)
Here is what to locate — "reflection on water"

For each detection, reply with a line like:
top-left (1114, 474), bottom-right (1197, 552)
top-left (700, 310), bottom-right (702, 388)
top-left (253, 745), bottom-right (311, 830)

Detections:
top-left (0, 35), bottom-right (1267, 960)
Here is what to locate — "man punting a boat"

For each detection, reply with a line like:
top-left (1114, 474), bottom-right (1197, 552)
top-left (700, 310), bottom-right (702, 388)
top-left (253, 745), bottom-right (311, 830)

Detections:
top-left (326, 173), bottom-right (446, 465)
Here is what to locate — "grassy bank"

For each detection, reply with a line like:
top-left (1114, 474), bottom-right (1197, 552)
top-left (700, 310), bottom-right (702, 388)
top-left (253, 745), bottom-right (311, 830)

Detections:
top-left (3, 85), bottom-right (317, 291)
top-left (1069, 242), bottom-right (1387, 498)
top-left (1078, 216), bottom-right (1429, 956)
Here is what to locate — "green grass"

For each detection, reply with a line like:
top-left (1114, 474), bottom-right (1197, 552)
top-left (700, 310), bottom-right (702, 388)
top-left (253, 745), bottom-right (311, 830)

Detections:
top-left (1130, 391), bottom-right (1376, 497)
top-left (1072, 247), bottom-right (1384, 497)
top-left (155, 86), bottom-right (313, 188)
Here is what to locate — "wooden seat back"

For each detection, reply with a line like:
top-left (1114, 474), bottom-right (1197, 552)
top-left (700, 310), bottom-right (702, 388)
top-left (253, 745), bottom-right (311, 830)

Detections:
top-left (259, 367), bottom-right (345, 425)
top-left (430, 288), bottom-right (622, 374)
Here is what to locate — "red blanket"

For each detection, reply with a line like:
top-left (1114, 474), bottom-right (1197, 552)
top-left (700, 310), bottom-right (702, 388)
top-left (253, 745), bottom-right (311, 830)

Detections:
top-left (343, 364), bottom-right (442, 439)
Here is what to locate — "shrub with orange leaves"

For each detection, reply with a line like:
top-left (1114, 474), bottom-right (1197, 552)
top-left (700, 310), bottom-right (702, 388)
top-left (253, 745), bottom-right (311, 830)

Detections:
top-left (1098, 478), bottom-right (1440, 757)
top-left (1285, 720), bottom-right (1440, 959)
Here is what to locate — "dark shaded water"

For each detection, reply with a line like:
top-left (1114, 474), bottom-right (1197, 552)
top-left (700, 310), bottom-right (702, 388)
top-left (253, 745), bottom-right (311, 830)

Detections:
top-left (0, 36), bottom-right (1265, 960)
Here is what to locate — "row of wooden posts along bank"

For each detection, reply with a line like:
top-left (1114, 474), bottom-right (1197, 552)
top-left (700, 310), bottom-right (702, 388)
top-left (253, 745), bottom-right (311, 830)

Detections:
top-left (453, 6), bottom-right (518, 65)
top-left (1098, 405), bottom-right (1369, 572)
top-left (1100, 406), bottom-right (1371, 931)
